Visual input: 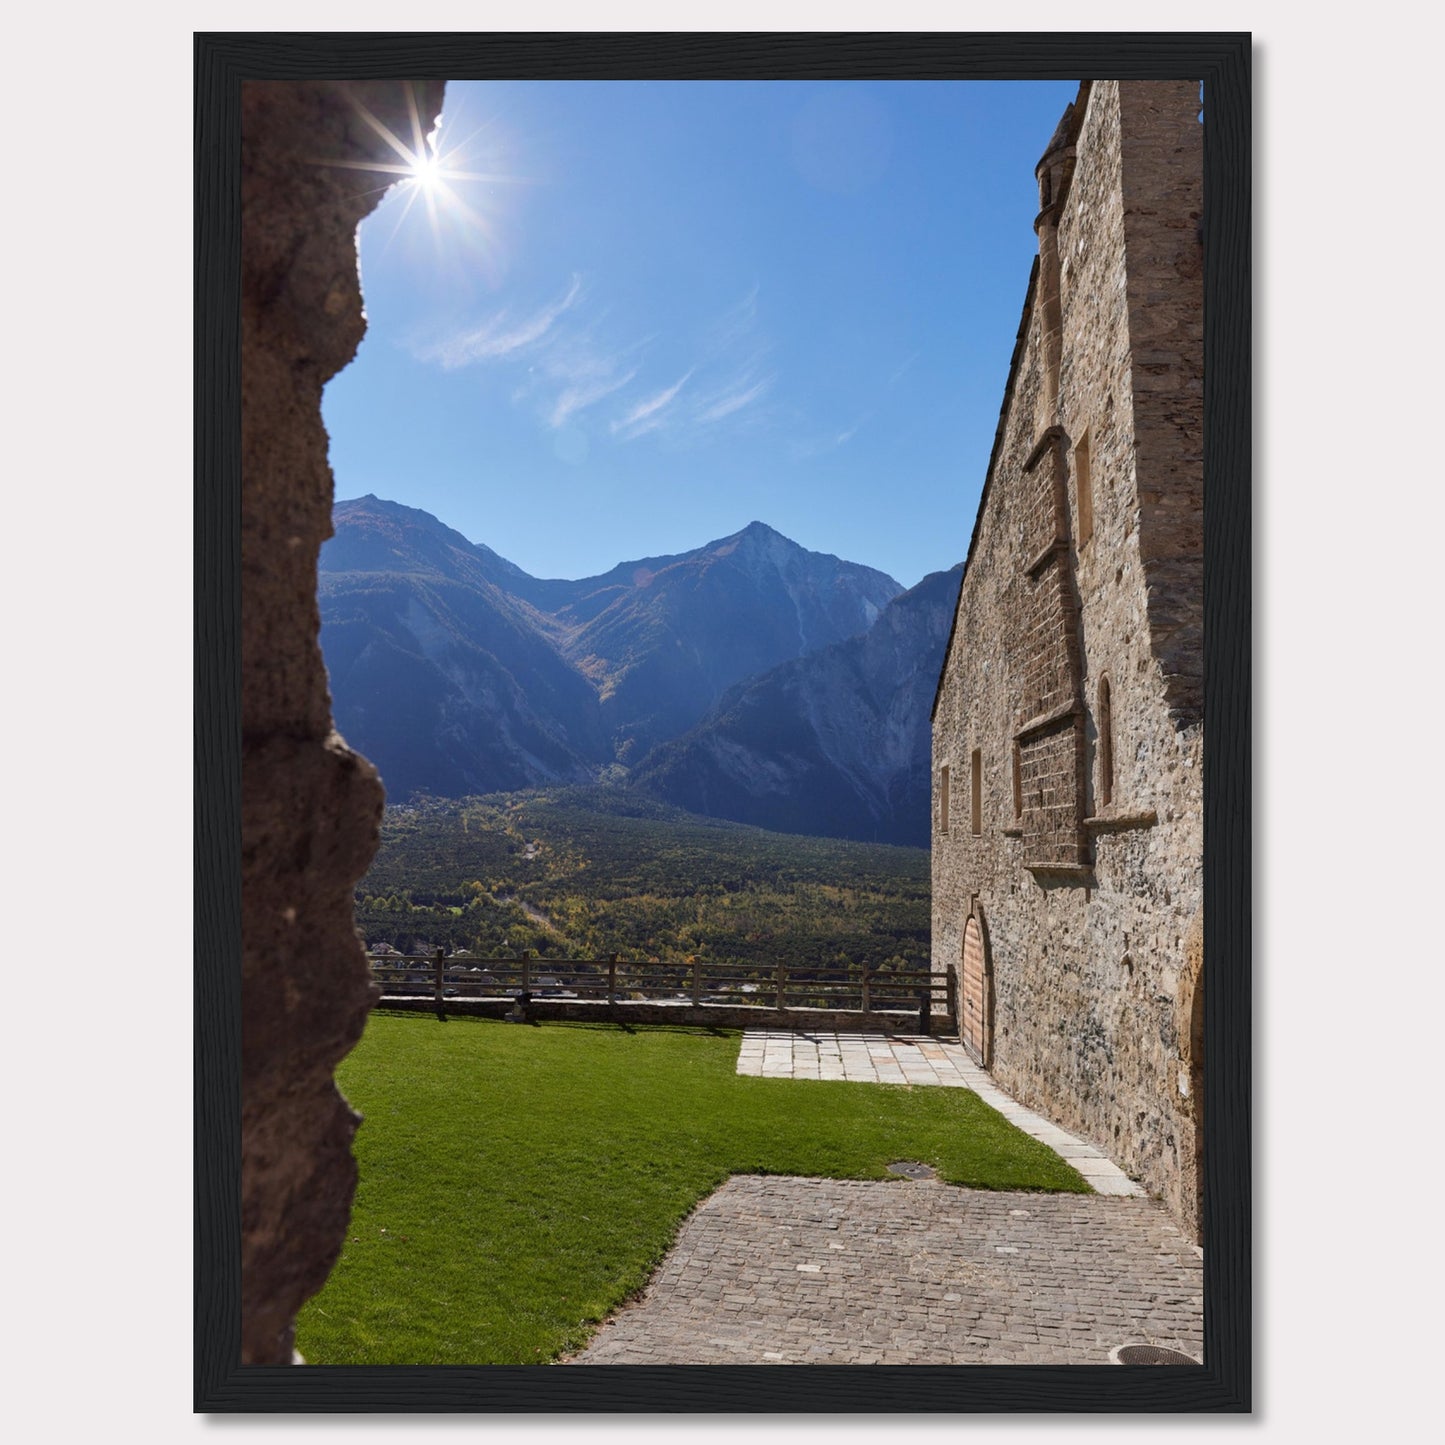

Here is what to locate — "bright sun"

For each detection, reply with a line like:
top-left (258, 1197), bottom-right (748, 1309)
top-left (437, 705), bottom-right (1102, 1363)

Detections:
top-left (409, 148), bottom-right (442, 190)
top-left (317, 84), bottom-right (515, 266)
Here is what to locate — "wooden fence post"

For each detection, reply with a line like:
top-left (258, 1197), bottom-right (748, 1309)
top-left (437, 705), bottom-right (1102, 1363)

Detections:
top-left (775, 959), bottom-right (786, 1011)
top-left (433, 946), bottom-right (446, 1022)
top-left (607, 954), bottom-right (618, 1008)
top-left (861, 962), bottom-right (871, 1014)
top-left (692, 957), bottom-right (702, 1008)
top-left (946, 965), bottom-right (958, 1035)
top-left (521, 951), bottom-right (532, 996)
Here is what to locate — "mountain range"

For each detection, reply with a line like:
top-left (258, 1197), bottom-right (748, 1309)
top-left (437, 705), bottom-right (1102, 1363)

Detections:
top-left (318, 495), bottom-right (961, 845)
top-left (631, 565), bottom-right (963, 845)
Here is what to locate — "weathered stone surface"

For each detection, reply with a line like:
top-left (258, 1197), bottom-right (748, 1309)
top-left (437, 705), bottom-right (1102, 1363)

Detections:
top-left (240, 78), bottom-right (447, 1364)
top-left (932, 81), bottom-right (1204, 1238)
top-left (1173, 908), bottom-right (1205, 1242)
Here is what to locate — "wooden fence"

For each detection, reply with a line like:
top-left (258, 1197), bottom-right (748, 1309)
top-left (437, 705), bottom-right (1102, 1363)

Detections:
top-left (368, 949), bottom-right (959, 1031)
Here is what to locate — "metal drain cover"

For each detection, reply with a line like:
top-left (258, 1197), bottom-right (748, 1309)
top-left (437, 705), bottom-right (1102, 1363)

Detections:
top-left (886, 1161), bottom-right (937, 1180)
top-left (1111, 1344), bottom-right (1199, 1366)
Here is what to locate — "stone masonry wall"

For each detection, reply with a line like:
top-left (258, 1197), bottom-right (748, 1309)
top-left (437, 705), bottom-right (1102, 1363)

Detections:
top-left (933, 81), bottom-right (1204, 1238)
top-left (1117, 81), bottom-right (1205, 726)
top-left (240, 78), bottom-right (448, 1364)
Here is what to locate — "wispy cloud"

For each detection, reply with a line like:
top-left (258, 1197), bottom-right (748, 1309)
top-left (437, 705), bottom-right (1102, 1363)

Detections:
top-left (787, 411), bottom-right (870, 461)
top-left (643, 286), bottom-right (776, 434)
top-left (424, 278), bottom-right (655, 430)
top-left (705, 284), bottom-right (760, 355)
top-left (411, 276), bottom-right (780, 449)
top-left (612, 370), bottom-right (695, 438)
top-left (415, 274), bottom-right (583, 368)
top-left (696, 373), bottom-right (774, 424)
top-left (886, 351), bottom-right (921, 389)
top-left (548, 362), bottom-right (640, 428)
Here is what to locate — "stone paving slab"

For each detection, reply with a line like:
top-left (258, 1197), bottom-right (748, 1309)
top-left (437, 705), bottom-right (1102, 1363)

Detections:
top-left (569, 1175), bottom-right (1202, 1365)
top-left (735, 1030), bottom-right (1143, 1196)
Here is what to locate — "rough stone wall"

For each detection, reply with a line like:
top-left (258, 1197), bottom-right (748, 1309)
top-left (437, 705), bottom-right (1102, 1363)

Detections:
top-left (1117, 82), bottom-right (1206, 726)
top-left (932, 81), bottom-right (1204, 1236)
top-left (240, 78), bottom-right (447, 1364)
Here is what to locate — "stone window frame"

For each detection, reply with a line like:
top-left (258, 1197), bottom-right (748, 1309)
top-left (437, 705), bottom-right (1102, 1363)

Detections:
top-left (1074, 427), bottom-right (1094, 549)
top-left (970, 748), bottom-right (983, 835)
top-left (1097, 672), bottom-right (1114, 808)
top-left (939, 763), bottom-right (950, 834)
top-left (1011, 741), bottom-right (1023, 820)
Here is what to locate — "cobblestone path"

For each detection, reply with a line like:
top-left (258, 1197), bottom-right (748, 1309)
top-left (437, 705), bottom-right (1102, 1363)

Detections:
top-left (570, 1175), bottom-right (1202, 1365)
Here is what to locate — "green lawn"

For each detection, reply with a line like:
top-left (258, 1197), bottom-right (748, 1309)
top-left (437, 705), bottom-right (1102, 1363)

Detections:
top-left (295, 1013), bottom-right (1088, 1364)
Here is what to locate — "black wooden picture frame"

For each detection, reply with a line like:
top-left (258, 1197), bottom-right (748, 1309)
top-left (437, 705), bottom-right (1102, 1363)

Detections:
top-left (195, 30), bottom-right (1250, 1413)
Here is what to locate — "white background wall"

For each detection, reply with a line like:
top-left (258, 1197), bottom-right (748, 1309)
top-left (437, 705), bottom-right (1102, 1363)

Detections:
top-left (3, 2), bottom-right (1433, 1439)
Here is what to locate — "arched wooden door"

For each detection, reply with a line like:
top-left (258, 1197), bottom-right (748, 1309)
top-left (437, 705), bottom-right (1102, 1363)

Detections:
top-left (961, 914), bottom-right (991, 1064)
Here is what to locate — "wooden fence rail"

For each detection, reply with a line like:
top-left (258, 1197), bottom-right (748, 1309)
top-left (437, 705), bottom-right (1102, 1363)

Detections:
top-left (366, 949), bottom-right (958, 1030)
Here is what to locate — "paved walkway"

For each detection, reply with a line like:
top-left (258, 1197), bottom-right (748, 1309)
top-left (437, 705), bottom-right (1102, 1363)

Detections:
top-left (571, 1176), bottom-right (1202, 1365)
top-left (567, 1029), bottom-right (1198, 1366)
top-left (736, 1029), bottom-right (1143, 1195)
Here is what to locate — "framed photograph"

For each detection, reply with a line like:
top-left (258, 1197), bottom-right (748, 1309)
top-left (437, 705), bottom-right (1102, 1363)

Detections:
top-left (196, 31), bottom-right (1249, 1412)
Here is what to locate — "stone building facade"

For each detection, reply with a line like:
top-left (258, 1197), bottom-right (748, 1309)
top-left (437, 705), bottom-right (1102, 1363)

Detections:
top-left (931, 80), bottom-right (1204, 1238)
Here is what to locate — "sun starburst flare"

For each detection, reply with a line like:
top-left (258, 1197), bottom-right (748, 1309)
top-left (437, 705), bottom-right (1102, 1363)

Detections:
top-left (311, 82), bottom-right (523, 273)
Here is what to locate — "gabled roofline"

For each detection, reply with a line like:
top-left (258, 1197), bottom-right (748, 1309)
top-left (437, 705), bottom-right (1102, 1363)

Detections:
top-left (930, 81), bottom-right (1093, 725)
top-left (930, 257), bottom-right (1038, 724)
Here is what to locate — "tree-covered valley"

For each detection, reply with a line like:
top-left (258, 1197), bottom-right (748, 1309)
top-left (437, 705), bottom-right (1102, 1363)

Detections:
top-left (356, 785), bottom-right (930, 974)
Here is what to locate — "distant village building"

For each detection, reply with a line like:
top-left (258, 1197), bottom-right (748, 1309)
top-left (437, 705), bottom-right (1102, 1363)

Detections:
top-left (931, 80), bottom-right (1204, 1238)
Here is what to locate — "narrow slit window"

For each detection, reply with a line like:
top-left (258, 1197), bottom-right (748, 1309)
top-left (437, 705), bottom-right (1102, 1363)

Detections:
top-left (1012, 742), bottom-right (1023, 819)
top-left (1074, 430), bottom-right (1094, 548)
top-left (939, 765), bottom-right (950, 834)
top-left (970, 749), bottom-right (982, 835)
top-left (1098, 675), bottom-right (1114, 808)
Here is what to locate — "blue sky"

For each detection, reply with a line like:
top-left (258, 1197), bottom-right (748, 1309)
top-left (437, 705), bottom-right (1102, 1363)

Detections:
top-left (323, 79), bottom-right (1078, 590)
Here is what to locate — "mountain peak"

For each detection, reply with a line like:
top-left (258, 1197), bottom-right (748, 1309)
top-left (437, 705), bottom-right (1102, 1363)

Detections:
top-left (708, 520), bottom-right (788, 554)
top-left (319, 493), bottom-right (928, 826)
